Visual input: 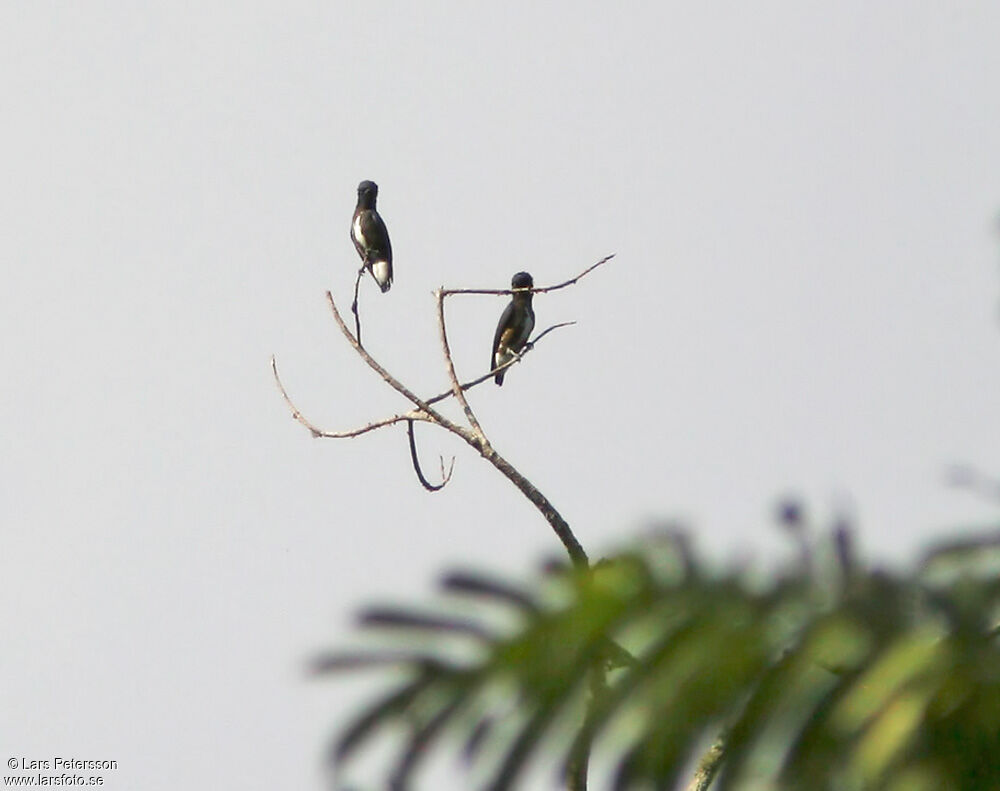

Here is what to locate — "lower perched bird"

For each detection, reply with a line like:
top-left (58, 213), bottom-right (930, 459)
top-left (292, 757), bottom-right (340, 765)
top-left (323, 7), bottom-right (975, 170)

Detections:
top-left (491, 272), bottom-right (535, 386)
top-left (350, 180), bottom-right (393, 292)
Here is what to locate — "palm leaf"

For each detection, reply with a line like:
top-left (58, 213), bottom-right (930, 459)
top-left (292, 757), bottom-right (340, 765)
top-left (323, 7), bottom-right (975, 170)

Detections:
top-left (319, 529), bottom-right (1000, 789)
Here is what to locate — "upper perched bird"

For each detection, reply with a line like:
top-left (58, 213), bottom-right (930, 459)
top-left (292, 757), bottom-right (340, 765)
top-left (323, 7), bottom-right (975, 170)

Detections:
top-left (491, 272), bottom-right (536, 386)
top-left (350, 180), bottom-right (393, 293)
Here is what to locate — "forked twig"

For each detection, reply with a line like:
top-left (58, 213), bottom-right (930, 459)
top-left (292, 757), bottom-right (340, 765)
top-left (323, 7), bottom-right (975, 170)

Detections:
top-left (323, 292), bottom-right (471, 439)
top-left (435, 289), bottom-right (488, 445)
top-left (407, 419), bottom-right (455, 492)
top-left (271, 356), bottom-right (430, 438)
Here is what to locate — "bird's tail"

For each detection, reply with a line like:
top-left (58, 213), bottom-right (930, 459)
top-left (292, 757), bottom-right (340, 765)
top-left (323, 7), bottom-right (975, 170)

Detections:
top-left (369, 258), bottom-right (392, 293)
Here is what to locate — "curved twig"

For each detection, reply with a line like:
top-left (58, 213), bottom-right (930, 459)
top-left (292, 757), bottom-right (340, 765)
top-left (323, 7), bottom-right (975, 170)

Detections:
top-left (407, 419), bottom-right (455, 492)
top-left (439, 254), bottom-right (614, 297)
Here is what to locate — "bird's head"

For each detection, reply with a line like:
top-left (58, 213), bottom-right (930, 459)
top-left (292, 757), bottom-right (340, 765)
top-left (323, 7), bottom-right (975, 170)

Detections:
top-left (357, 180), bottom-right (379, 199)
top-left (511, 271), bottom-right (534, 290)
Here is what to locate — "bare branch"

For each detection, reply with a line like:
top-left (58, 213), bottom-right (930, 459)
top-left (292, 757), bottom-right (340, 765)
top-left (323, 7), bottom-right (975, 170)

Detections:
top-left (423, 321), bottom-right (576, 406)
top-left (350, 267), bottom-right (365, 347)
top-left (278, 277), bottom-right (599, 569)
top-left (333, 283), bottom-right (588, 566)
top-left (283, 253), bottom-right (616, 791)
top-left (324, 291), bottom-right (474, 441)
top-left (479, 446), bottom-right (589, 569)
top-left (407, 419), bottom-right (455, 492)
top-left (435, 289), bottom-right (488, 444)
top-left (528, 320), bottom-right (576, 344)
top-left (273, 320), bottom-right (576, 443)
top-left (271, 355), bottom-right (431, 438)
top-left (439, 254), bottom-right (614, 297)
top-left (532, 254), bottom-right (615, 294)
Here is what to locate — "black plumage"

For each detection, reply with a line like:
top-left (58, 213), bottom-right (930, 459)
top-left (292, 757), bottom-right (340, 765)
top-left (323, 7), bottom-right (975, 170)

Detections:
top-left (350, 180), bottom-right (393, 293)
top-left (491, 272), bottom-right (535, 386)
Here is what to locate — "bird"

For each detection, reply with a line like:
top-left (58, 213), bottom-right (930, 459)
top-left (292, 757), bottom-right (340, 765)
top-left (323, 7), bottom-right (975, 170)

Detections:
top-left (491, 272), bottom-right (536, 386)
top-left (350, 180), bottom-right (393, 293)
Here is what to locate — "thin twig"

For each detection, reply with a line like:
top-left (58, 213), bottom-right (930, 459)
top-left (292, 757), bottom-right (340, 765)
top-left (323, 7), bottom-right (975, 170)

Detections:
top-left (424, 322), bottom-right (576, 406)
top-left (524, 320), bottom-right (576, 347)
top-left (439, 255), bottom-right (614, 297)
top-left (407, 419), bottom-right (455, 492)
top-left (435, 289), bottom-right (488, 444)
top-left (271, 356), bottom-right (430, 438)
top-left (350, 267), bottom-right (365, 346)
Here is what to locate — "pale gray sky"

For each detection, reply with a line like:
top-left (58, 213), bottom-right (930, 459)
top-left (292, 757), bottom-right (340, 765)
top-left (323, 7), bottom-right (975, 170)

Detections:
top-left (3, 3), bottom-right (1000, 789)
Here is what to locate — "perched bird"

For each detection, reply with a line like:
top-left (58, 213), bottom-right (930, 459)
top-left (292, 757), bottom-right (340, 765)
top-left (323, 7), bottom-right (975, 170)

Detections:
top-left (350, 180), bottom-right (393, 292)
top-left (491, 271), bottom-right (536, 386)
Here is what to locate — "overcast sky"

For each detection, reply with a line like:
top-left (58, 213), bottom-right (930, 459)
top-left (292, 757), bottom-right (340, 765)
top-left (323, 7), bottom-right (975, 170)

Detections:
top-left (3, 3), bottom-right (1000, 789)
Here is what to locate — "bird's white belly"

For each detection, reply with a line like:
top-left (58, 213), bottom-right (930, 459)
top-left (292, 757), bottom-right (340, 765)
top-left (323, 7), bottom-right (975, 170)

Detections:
top-left (495, 348), bottom-right (513, 368)
top-left (352, 215), bottom-right (367, 247)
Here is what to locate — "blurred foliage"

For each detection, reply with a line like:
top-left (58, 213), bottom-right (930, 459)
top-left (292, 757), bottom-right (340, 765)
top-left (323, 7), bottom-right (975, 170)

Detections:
top-left (314, 517), bottom-right (1000, 790)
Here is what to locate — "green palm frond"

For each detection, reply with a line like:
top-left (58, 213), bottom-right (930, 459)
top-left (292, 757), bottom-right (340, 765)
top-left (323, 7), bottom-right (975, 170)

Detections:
top-left (316, 530), bottom-right (1000, 790)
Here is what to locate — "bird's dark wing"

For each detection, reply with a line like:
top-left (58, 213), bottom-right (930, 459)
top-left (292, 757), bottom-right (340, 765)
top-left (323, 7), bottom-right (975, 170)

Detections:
top-left (358, 210), bottom-right (392, 261)
top-left (491, 302), bottom-right (517, 370)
